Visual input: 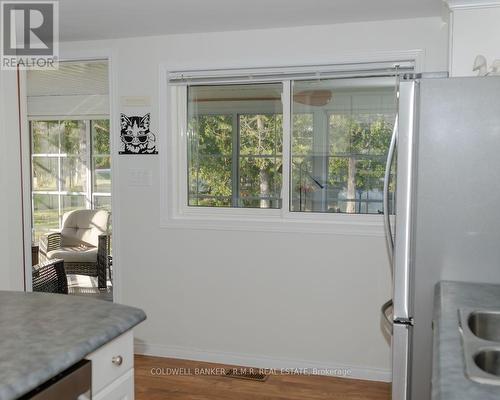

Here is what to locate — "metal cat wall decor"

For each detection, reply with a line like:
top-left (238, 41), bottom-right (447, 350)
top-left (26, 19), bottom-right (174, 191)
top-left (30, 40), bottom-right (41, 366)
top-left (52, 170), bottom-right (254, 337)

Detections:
top-left (119, 113), bottom-right (158, 154)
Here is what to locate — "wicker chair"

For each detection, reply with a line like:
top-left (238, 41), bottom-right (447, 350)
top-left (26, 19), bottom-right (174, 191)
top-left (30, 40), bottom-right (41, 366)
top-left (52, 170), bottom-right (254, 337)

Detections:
top-left (32, 259), bottom-right (68, 294)
top-left (39, 209), bottom-right (110, 289)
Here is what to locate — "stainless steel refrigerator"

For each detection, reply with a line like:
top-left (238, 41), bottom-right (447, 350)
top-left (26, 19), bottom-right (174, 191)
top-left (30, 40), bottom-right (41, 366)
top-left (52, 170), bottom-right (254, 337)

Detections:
top-left (382, 76), bottom-right (500, 400)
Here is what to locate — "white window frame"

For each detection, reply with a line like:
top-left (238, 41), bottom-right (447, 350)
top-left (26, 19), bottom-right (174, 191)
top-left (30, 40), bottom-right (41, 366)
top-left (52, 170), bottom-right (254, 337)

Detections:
top-left (30, 116), bottom-right (111, 235)
top-left (187, 90), bottom-right (284, 209)
top-left (160, 56), bottom-right (421, 235)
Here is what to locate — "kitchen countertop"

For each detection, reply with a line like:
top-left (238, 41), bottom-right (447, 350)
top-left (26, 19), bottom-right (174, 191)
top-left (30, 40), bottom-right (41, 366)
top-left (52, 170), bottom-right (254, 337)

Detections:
top-left (433, 281), bottom-right (500, 400)
top-left (0, 291), bottom-right (146, 400)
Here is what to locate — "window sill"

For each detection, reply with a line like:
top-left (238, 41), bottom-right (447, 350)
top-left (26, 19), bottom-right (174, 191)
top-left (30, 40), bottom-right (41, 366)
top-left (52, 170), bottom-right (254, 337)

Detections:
top-left (161, 207), bottom-right (387, 237)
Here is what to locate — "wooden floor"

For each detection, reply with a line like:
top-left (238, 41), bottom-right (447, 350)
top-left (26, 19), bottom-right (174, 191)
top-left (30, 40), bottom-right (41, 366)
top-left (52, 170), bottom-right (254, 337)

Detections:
top-left (135, 355), bottom-right (390, 400)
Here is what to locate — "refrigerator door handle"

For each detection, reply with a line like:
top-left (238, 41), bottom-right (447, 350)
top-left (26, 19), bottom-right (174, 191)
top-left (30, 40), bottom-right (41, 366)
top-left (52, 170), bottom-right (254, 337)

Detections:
top-left (392, 81), bottom-right (417, 321)
top-left (381, 298), bottom-right (394, 333)
top-left (383, 114), bottom-right (398, 273)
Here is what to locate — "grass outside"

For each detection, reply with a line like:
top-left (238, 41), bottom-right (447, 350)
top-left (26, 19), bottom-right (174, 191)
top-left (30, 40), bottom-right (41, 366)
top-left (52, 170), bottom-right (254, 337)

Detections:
top-left (33, 209), bottom-right (59, 242)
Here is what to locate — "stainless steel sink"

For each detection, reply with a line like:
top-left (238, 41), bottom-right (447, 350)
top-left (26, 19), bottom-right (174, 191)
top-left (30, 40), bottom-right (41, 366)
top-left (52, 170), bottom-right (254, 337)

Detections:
top-left (469, 311), bottom-right (500, 342)
top-left (459, 308), bottom-right (500, 385)
top-left (474, 350), bottom-right (500, 377)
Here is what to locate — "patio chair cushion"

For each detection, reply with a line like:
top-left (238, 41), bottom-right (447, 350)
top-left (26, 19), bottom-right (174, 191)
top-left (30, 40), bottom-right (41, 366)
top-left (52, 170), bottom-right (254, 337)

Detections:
top-left (46, 245), bottom-right (98, 263)
top-left (60, 209), bottom-right (109, 248)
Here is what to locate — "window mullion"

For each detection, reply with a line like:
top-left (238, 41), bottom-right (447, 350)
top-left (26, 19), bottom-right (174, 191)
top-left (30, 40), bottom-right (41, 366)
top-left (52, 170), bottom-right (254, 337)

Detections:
top-left (57, 121), bottom-right (62, 228)
top-left (281, 80), bottom-right (291, 216)
top-left (86, 120), bottom-right (92, 210)
top-left (178, 86), bottom-right (189, 210)
top-left (231, 113), bottom-right (239, 207)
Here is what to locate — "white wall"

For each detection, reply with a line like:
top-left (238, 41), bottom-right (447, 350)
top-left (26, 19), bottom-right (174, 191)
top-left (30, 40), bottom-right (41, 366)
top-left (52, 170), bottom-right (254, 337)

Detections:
top-left (449, 5), bottom-right (500, 76)
top-left (56, 17), bottom-right (448, 380)
top-left (0, 70), bottom-right (26, 291)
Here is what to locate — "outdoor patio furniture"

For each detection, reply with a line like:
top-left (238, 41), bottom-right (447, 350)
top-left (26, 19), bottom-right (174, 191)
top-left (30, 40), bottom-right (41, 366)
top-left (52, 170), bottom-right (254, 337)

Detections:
top-left (31, 244), bottom-right (39, 266)
top-left (39, 209), bottom-right (110, 289)
top-left (32, 258), bottom-right (68, 294)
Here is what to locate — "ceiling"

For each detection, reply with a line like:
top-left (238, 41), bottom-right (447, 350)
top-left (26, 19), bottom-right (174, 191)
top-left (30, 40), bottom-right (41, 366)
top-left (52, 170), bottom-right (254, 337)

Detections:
top-left (57, 0), bottom-right (444, 42)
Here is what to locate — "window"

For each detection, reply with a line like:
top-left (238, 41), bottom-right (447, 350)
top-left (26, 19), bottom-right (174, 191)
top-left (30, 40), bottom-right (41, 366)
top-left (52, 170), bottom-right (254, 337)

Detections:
top-left (165, 62), bottom-right (411, 232)
top-left (184, 79), bottom-right (395, 216)
top-left (291, 80), bottom-right (396, 214)
top-left (92, 120), bottom-right (112, 211)
top-left (187, 83), bottom-right (283, 209)
top-left (31, 119), bottom-right (111, 240)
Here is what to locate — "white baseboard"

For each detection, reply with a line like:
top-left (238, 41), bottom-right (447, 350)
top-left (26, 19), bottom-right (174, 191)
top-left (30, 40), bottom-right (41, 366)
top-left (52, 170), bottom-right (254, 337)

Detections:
top-left (134, 342), bottom-right (391, 383)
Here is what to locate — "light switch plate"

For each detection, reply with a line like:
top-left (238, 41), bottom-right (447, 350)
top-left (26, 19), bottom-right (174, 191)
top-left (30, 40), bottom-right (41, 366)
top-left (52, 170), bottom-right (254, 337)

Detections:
top-left (127, 169), bottom-right (153, 186)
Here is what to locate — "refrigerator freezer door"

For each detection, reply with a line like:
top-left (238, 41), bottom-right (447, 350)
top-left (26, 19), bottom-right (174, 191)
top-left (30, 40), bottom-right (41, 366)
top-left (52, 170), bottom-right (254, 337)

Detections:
top-left (392, 323), bottom-right (412, 400)
top-left (392, 81), bottom-right (417, 322)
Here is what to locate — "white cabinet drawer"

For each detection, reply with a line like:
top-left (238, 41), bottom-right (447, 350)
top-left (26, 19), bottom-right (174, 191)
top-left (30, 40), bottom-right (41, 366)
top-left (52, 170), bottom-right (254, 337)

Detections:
top-left (85, 331), bottom-right (134, 395)
top-left (93, 368), bottom-right (134, 400)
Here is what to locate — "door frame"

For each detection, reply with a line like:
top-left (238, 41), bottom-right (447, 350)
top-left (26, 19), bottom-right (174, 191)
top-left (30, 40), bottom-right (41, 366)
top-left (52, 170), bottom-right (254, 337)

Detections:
top-left (20, 48), bottom-right (122, 302)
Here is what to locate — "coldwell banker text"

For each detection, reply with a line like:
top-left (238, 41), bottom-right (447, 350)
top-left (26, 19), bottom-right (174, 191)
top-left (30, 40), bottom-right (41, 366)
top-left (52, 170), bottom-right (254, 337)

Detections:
top-left (150, 367), bottom-right (352, 377)
top-left (1, 1), bottom-right (59, 69)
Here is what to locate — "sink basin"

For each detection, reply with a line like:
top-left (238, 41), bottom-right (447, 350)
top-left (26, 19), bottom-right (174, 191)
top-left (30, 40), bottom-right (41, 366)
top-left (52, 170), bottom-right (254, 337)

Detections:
top-left (458, 309), bottom-right (500, 384)
top-left (468, 311), bottom-right (500, 342)
top-left (474, 350), bottom-right (500, 377)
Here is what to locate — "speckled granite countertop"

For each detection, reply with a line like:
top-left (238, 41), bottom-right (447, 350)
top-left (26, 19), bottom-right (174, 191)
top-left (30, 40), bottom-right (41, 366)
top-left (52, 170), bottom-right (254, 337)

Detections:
top-left (0, 291), bottom-right (146, 400)
top-left (433, 281), bottom-right (500, 400)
